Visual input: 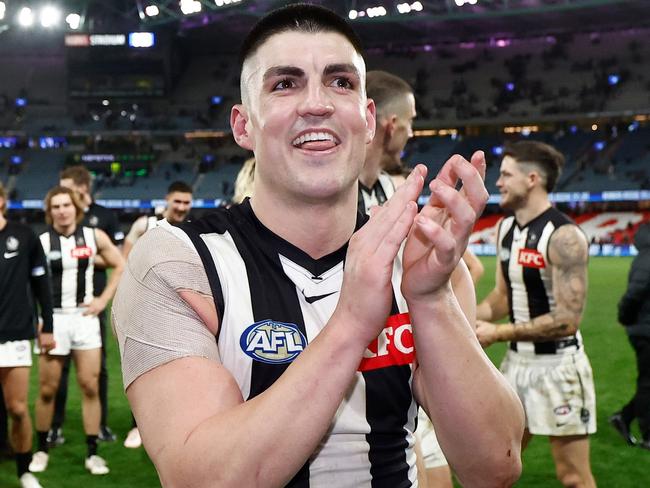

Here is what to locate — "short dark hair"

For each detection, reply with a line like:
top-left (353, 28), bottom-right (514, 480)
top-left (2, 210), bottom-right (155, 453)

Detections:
top-left (366, 70), bottom-right (413, 117)
top-left (167, 181), bottom-right (192, 194)
top-left (60, 165), bottom-right (92, 188)
top-left (239, 3), bottom-right (364, 66)
top-left (503, 141), bottom-right (565, 192)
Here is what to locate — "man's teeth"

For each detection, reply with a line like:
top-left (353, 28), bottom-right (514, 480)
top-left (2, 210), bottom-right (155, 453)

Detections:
top-left (292, 132), bottom-right (336, 146)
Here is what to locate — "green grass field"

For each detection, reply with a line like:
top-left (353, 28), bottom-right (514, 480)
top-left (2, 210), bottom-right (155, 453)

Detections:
top-left (0, 256), bottom-right (646, 487)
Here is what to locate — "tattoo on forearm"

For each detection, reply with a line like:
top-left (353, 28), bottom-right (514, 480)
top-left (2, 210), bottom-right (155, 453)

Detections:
top-left (507, 225), bottom-right (587, 342)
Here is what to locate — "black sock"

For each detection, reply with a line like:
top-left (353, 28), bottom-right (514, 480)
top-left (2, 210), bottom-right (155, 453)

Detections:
top-left (37, 431), bottom-right (49, 453)
top-left (86, 435), bottom-right (98, 457)
top-left (15, 451), bottom-right (31, 477)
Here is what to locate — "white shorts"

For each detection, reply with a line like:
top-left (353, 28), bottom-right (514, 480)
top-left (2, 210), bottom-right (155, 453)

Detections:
top-left (0, 340), bottom-right (32, 368)
top-left (500, 349), bottom-right (597, 436)
top-left (34, 311), bottom-right (102, 356)
top-left (415, 408), bottom-right (448, 469)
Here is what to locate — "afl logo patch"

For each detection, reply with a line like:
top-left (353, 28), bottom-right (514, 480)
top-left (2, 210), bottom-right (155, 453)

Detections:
top-left (240, 320), bottom-right (307, 364)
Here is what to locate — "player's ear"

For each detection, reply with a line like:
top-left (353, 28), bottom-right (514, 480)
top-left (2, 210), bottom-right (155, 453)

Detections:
top-left (528, 170), bottom-right (540, 189)
top-left (231, 104), bottom-right (254, 151)
top-left (386, 114), bottom-right (398, 138)
top-left (365, 98), bottom-right (376, 144)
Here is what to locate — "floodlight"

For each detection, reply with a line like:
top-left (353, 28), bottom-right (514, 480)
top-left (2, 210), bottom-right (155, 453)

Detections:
top-left (129, 32), bottom-right (155, 48)
top-left (366, 6), bottom-right (387, 18)
top-left (608, 74), bottom-right (620, 86)
top-left (180, 0), bottom-right (201, 15)
top-left (145, 5), bottom-right (159, 17)
top-left (412, 1), bottom-right (423, 11)
top-left (348, 10), bottom-right (358, 20)
top-left (40, 5), bottom-right (61, 28)
top-left (397, 3), bottom-right (411, 14)
top-left (66, 13), bottom-right (81, 29)
top-left (17, 7), bottom-right (34, 27)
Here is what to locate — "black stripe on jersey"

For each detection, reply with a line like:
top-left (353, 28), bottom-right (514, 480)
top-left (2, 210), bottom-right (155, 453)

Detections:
top-left (364, 297), bottom-right (412, 487)
top-left (75, 227), bottom-right (90, 306)
top-left (521, 225), bottom-right (550, 314)
top-left (178, 223), bottom-right (225, 333)
top-left (48, 229), bottom-right (63, 307)
top-left (499, 220), bottom-right (515, 325)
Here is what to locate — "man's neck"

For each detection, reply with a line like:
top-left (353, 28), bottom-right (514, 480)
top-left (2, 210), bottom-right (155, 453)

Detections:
top-left (359, 141), bottom-right (384, 189)
top-left (250, 187), bottom-right (358, 260)
top-left (514, 192), bottom-right (552, 227)
top-left (53, 222), bottom-right (76, 237)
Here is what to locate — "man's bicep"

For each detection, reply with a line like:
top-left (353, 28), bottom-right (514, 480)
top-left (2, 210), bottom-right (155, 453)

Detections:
top-left (127, 357), bottom-right (244, 480)
top-left (112, 229), bottom-right (220, 388)
top-left (549, 225), bottom-right (588, 318)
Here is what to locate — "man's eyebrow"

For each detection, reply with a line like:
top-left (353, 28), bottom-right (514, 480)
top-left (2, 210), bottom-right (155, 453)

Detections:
top-left (323, 63), bottom-right (360, 77)
top-left (262, 66), bottom-right (305, 82)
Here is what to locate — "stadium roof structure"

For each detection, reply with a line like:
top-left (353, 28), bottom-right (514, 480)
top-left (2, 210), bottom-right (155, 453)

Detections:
top-left (0, 0), bottom-right (648, 51)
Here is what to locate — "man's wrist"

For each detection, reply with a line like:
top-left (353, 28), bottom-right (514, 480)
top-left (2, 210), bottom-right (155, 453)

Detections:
top-left (403, 281), bottom-right (454, 310)
top-left (496, 323), bottom-right (515, 342)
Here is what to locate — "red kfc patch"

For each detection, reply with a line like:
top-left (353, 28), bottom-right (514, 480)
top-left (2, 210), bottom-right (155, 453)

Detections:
top-left (518, 248), bottom-right (545, 268)
top-left (71, 246), bottom-right (93, 259)
top-left (358, 313), bottom-right (416, 372)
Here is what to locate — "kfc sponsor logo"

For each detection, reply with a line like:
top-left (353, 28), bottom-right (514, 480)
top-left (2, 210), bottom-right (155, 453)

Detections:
top-left (518, 248), bottom-right (545, 268)
top-left (71, 246), bottom-right (93, 259)
top-left (358, 313), bottom-right (415, 372)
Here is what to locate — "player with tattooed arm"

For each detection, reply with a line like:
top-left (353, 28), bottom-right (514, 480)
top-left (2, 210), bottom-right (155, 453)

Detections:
top-left (476, 141), bottom-right (596, 488)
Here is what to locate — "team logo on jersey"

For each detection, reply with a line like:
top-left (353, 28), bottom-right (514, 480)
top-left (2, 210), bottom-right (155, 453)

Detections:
top-left (71, 246), bottom-right (93, 259)
top-left (89, 215), bottom-right (99, 227)
top-left (240, 320), bottom-right (307, 364)
top-left (554, 404), bottom-right (571, 416)
top-left (358, 313), bottom-right (415, 372)
top-left (6, 236), bottom-right (19, 251)
top-left (518, 248), bottom-right (545, 268)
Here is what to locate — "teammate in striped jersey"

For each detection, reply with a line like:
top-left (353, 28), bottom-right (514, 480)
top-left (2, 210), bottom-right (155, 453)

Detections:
top-left (363, 69), bottom-right (454, 488)
top-left (476, 141), bottom-right (596, 487)
top-left (121, 180), bottom-right (193, 259)
top-left (113, 5), bottom-right (524, 487)
top-left (50, 165), bottom-right (125, 447)
top-left (0, 181), bottom-right (53, 488)
top-left (31, 186), bottom-right (124, 476)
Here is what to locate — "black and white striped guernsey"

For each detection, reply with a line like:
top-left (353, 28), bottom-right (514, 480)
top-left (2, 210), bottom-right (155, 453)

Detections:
top-left (40, 226), bottom-right (97, 310)
top-left (497, 207), bottom-right (583, 355)
top-left (358, 173), bottom-right (396, 215)
top-left (165, 199), bottom-right (418, 487)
